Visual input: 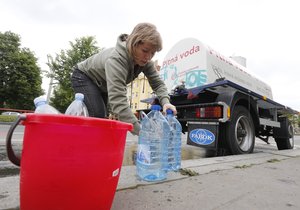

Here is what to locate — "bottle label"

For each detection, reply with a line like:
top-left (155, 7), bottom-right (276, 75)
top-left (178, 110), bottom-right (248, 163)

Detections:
top-left (137, 144), bottom-right (151, 164)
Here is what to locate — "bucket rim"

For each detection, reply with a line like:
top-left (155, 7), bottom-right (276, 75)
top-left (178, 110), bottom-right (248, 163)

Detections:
top-left (21, 113), bottom-right (133, 131)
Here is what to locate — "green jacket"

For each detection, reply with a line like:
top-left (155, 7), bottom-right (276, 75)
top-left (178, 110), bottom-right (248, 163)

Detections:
top-left (77, 34), bottom-right (170, 132)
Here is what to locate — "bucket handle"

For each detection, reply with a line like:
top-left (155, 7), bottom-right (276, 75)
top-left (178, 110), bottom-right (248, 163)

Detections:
top-left (6, 114), bottom-right (26, 167)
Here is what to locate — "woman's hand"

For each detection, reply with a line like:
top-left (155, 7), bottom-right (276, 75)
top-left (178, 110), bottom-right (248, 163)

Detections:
top-left (163, 103), bottom-right (177, 115)
top-left (131, 121), bottom-right (141, 136)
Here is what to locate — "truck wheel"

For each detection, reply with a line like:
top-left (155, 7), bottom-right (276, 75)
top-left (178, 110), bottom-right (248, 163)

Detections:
top-left (275, 121), bottom-right (294, 150)
top-left (225, 106), bottom-right (255, 154)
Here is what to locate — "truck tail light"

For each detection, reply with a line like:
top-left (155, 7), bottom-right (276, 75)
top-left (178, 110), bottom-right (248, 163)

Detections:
top-left (195, 106), bottom-right (222, 119)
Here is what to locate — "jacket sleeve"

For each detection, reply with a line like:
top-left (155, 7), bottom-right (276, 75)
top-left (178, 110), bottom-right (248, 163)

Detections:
top-left (144, 62), bottom-right (170, 106)
top-left (105, 58), bottom-right (139, 126)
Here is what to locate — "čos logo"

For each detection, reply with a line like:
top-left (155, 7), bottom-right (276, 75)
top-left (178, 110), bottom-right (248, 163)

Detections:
top-left (189, 129), bottom-right (215, 145)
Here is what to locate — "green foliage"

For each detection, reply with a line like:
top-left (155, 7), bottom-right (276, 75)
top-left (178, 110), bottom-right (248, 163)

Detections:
top-left (287, 113), bottom-right (300, 128)
top-left (47, 36), bottom-right (101, 112)
top-left (0, 31), bottom-right (44, 110)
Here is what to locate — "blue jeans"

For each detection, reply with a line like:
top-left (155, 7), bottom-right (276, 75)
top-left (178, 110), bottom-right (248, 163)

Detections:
top-left (71, 68), bottom-right (108, 118)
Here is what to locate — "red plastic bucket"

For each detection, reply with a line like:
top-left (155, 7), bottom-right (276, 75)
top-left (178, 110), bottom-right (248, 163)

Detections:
top-left (6, 114), bottom-right (132, 210)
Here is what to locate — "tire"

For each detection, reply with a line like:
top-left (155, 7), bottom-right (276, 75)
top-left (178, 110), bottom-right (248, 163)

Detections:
top-left (275, 121), bottom-right (294, 150)
top-left (225, 106), bottom-right (255, 154)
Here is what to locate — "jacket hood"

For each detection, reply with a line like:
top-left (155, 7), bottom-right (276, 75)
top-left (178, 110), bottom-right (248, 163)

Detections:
top-left (115, 34), bottom-right (134, 66)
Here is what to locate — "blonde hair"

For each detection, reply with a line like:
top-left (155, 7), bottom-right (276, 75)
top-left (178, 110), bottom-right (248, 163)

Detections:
top-left (126, 23), bottom-right (163, 58)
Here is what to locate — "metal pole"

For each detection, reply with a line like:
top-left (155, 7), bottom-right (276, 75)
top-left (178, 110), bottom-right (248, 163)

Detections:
top-left (46, 77), bottom-right (53, 103)
top-left (46, 55), bottom-right (53, 103)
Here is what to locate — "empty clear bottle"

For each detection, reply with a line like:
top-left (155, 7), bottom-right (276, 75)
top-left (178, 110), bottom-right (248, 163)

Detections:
top-left (65, 93), bottom-right (89, 116)
top-left (34, 96), bottom-right (60, 114)
top-left (165, 109), bottom-right (182, 171)
top-left (136, 105), bottom-right (170, 181)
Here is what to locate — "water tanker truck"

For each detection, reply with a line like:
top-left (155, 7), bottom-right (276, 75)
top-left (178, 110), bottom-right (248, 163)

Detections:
top-left (143, 38), bottom-right (297, 155)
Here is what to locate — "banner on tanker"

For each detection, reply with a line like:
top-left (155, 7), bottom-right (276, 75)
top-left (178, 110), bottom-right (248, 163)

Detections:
top-left (159, 38), bottom-right (273, 99)
top-left (160, 38), bottom-right (207, 93)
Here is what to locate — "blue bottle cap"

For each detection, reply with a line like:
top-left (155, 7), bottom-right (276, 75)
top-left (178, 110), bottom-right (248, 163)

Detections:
top-left (34, 96), bottom-right (47, 106)
top-left (166, 109), bottom-right (173, 115)
top-left (151, 105), bottom-right (161, 111)
top-left (75, 93), bottom-right (84, 100)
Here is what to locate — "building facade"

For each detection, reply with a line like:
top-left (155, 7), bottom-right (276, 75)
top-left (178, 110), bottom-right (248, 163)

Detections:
top-left (127, 73), bottom-right (153, 113)
top-left (127, 61), bottom-right (160, 113)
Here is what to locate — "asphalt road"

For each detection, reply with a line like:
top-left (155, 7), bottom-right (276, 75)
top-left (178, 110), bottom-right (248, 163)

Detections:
top-left (1, 123), bottom-right (299, 164)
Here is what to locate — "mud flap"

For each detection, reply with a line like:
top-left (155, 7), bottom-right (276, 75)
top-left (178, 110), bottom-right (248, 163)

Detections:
top-left (273, 117), bottom-right (291, 139)
top-left (187, 122), bottom-right (219, 149)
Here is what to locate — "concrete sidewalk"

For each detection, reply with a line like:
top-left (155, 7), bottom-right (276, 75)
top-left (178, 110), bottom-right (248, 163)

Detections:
top-left (112, 149), bottom-right (300, 210)
top-left (1, 147), bottom-right (300, 209)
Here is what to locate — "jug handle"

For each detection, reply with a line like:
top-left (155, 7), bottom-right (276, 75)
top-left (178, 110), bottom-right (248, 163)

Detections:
top-left (139, 111), bottom-right (147, 120)
top-left (6, 114), bottom-right (25, 167)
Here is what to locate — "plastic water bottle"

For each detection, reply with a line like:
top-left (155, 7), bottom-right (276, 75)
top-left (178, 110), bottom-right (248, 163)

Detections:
top-left (34, 96), bottom-right (60, 114)
top-left (136, 105), bottom-right (170, 181)
top-left (65, 93), bottom-right (89, 116)
top-left (166, 109), bottom-right (182, 171)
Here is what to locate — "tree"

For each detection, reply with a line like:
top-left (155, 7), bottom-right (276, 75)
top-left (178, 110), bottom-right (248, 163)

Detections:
top-left (0, 31), bottom-right (44, 110)
top-left (47, 36), bottom-right (100, 112)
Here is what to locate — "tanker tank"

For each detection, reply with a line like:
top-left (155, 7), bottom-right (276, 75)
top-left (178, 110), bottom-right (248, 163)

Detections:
top-left (159, 38), bottom-right (273, 99)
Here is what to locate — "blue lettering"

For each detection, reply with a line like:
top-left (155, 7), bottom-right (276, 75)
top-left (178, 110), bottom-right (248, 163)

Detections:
top-left (185, 69), bottom-right (207, 88)
top-left (189, 129), bottom-right (215, 145)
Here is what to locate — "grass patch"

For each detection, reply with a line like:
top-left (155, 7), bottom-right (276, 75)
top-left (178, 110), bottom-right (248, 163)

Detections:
top-left (179, 168), bottom-right (199, 176)
top-left (234, 164), bottom-right (254, 169)
top-left (0, 115), bottom-right (18, 123)
top-left (267, 158), bottom-right (280, 163)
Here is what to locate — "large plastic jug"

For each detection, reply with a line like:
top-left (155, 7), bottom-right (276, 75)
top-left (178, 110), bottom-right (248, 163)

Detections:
top-left (166, 109), bottom-right (182, 171)
top-left (136, 105), bottom-right (170, 181)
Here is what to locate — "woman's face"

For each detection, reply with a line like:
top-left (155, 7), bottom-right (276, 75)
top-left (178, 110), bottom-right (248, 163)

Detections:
top-left (134, 42), bottom-right (156, 66)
